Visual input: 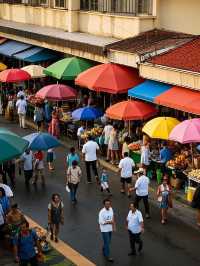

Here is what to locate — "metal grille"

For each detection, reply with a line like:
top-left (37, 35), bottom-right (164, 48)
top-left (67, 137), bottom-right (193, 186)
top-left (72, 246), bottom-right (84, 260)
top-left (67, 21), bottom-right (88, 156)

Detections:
top-left (80, 0), bottom-right (153, 15)
top-left (0, 0), bottom-right (67, 9)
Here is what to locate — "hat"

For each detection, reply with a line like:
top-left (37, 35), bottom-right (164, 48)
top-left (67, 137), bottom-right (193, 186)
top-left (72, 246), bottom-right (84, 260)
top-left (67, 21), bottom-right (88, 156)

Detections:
top-left (134, 168), bottom-right (144, 174)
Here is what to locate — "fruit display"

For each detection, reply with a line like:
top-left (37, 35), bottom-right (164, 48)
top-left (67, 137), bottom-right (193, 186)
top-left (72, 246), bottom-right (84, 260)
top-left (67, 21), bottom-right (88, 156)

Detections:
top-left (81, 127), bottom-right (103, 139)
top-left (60, 112), bottom-right (71, 122)
top-left (28, 95), bottom-right (44, 105)
top-left (167, 153), bottom-right (189, 169)
top-left (128, 143), bottom-right (141, 151)
top-left (188, 169), bottom-right (200, 180)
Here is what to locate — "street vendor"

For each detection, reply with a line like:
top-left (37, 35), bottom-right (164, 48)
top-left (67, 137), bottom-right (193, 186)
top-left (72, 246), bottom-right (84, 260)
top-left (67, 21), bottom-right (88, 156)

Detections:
top-left (160, 142), bottom-right (172, 164)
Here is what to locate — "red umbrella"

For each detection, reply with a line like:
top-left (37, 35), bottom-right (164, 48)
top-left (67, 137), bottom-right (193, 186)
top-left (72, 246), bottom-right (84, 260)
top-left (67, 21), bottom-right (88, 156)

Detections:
top-left (36, 84), bottom-right (77, 101)
top-left (106, 100), bottom-right (157, 121)
top-left (75, 63), bottom-right (144, 94)
top-left (0, 68), bottom-right (31, 82)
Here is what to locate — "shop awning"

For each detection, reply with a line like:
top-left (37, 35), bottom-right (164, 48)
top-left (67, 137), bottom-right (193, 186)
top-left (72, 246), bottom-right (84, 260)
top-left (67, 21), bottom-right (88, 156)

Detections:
top-left (155, 86), bottom-right (200, 115)
top-left (128, 80), bottom-right (172, 103)
top-left (0, 40), bottom-right (32, 56)
top-left (13, 47), bottom-right (58, 63)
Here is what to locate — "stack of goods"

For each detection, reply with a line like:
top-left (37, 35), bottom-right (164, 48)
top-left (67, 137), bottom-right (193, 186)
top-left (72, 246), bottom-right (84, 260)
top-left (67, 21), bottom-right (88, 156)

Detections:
top-left (188, 169), bottom-right (200, 181)
top-left (60, 112), bottom-right (71, 122)
top-left (167, 150), bottom-right (189, 169)
top-left (34, 227), bottom-right (51, 253)
top-left (128, 143), bottom-right (141, 151)
top-left (28, 95), bottom-right (44, 105)
top-left (81, 127), bottom-right (103, 139)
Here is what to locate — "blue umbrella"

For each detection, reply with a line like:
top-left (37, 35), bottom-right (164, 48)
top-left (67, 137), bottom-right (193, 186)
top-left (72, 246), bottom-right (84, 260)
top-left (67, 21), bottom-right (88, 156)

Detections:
top-left (23, 132), bottom-right (61, 151)
top-left (72, 106), bottom-right (103, 121)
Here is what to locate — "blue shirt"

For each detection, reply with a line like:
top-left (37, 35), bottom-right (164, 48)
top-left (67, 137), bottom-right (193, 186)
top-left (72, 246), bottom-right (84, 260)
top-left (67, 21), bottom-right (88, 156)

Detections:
top-left (160, 147), bottom-right (172, 163)
top-left (13, 229), bottom-right (38, 260)
top-left (66, 153), bottom-right (80, 167)
top-left (0, 196), bottom-right (10, 214)
top-left (100, 173), bottom-right (109, 183)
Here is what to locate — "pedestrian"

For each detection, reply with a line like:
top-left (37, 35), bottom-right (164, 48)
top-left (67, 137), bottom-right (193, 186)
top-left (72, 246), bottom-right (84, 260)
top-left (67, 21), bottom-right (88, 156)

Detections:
top-left (66, 147), bottom-right (80, 168)
top-left (82, 135), bottom-right (99, 184)
top-left (126, 202), bottom-right (144, 256)
top-left (44, 99), bottom-right (52, 126)
top-left (48, 108), bottom-right (60, 138)
top-left (98, 198), bottom-right (115, 262)
top-left (1, 160), bottom-right (15, 186)
top-left (140, 141), bottom-right (150, 171)
top-left (16, 95), bottom-right (27, 129)
top-left (48, 193), bottom-right (64, 242)
top-left (47, 148), bottom-right (55, 171)
top-left (102, 121), bottom-right (113, 161)
top-left (0, 187), bottom-right (10, 214)
top-left (13, 220), bottom-right (42, 266)
top-left (0, 174), bottom-right (14, 198)
top-left (77, 124), bottom-right (85, 149)
top-left (108, 124), bottom-right (119, 164)
top-left (20, 149), bottom-right (34, 187)
top-left (132, 168), bottom-right (150, 219)
top-left (122, 136), bottom-right (131, 158)
top-left (118, 152), bottom-right (135, 197)
top-left (191, 185), bottom-right (200, 227)
top-left (34, 104), bottom-right (44, 132)
top-left (66, 160), bottom-right (82, 203)
top-left (100, 168), bottom-right (111, 195)
top-left (33, 150), bottom-right (45, 185)
top-left (157, 174), bottom-right (172, 224)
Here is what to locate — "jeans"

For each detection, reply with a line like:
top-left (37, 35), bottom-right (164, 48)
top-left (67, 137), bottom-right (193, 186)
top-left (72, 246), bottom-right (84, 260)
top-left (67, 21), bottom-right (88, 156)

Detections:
top-left (134, 195), bottom-right (150, 215)
top-left (24, 170), bottom-right (33, 186)
top-left (20, 256), bottom-right (38, 266)
top-left (85, 161), bottom-right (98, 182)
top-left (69, 183), bottom-right (78, 201)
top-left (102, 232), bottom-right (112, 258)
top-left (18, 113), bottom-right (26, 128)
top-left (128, 230), bottom-right (143, 253)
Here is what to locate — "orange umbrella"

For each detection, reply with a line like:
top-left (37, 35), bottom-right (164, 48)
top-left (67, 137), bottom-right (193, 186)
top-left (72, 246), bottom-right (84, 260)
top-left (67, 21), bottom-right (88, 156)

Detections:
top-left (106, 100), bottom-right (157, 121)
top-left (75, 63), bottom-right (144, 94)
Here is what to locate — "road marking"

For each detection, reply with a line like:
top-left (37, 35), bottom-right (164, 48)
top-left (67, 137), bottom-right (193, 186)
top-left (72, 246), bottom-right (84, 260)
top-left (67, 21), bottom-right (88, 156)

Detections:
top-left (26, 216), bottom-right (96, 266)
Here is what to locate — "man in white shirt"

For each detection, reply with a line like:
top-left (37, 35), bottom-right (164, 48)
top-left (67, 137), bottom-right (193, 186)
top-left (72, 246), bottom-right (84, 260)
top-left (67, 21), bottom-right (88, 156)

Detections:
top-left (82, 135), bottom-right (99, 183)
top-left (118, 152), bottom-right (135, 197)
top-left (126, 202), bottom-right (144, 256)
top-left (102, 122), bottom-right (113, 161)
top-left (133, 168), bottom-right (150, 218)
top-left (0, 177), bottom-right (13, 198)
top-left (17, 88), bottom-right (26, 99)
top-left (16, 95), bottom-right (27, 129)
top-left (98, 199), bottom-right (115, 262)
top-left (20, 149), bottom-right (34, 187)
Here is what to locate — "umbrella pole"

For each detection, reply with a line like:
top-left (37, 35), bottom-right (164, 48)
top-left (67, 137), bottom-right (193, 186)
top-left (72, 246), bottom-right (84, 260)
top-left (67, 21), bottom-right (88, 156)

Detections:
top-left (191, 143), bottom-right (194, 168)
top-left (86, 121), bottom-right (88, 130)
top-left (104, 94), bottom-right (106, 109)
top-left (128, 120), bottom-right (131, 136)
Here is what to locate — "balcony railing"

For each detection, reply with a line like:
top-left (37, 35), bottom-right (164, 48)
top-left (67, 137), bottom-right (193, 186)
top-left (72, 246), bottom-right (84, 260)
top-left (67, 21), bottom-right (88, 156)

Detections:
top-left (80, 0), bottom-right (153, 16)
top-left (0, 0), bottom-right (67, 9)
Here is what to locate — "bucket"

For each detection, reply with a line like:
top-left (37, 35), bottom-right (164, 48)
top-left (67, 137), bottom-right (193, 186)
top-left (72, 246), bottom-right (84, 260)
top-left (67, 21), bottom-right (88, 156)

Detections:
top-left (187, 186), bottom-right (196, 202)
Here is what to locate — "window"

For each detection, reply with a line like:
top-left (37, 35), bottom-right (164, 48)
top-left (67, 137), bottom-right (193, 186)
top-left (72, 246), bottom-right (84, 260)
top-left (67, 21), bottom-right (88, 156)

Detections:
top-left (40, 0), bottom-right (48, 6)
top-left (137, 0), bottom-right (151, 14)
top-left (54, 0), bottom-right (65, 8)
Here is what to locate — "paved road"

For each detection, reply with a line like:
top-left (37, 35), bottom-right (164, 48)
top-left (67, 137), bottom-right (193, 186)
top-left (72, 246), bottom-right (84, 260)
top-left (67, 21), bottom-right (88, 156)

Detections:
top-left (1, 118), bottom-right (200, 266)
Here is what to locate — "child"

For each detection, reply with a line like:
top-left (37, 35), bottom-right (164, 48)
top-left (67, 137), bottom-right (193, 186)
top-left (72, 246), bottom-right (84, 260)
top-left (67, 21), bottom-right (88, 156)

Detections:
top-left (100, 168), bottom-right (111, 195)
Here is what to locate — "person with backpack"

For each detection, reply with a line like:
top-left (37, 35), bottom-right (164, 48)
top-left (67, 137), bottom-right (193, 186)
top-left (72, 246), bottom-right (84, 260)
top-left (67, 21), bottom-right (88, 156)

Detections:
top-left (13, 220), bottom-right (42, 266)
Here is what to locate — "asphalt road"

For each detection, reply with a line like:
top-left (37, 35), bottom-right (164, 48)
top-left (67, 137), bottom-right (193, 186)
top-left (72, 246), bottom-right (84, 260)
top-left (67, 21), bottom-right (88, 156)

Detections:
top-left (1, 118), bottom-right (200, 266)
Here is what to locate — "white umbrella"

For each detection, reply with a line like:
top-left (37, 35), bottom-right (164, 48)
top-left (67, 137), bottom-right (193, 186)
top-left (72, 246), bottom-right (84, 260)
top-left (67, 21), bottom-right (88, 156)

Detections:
top-left (21, 65), bottom-right (46, 79)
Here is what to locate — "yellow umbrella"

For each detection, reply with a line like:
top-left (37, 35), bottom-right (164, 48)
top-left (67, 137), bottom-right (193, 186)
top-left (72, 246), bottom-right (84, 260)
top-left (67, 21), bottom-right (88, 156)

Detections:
top-left (142, 117), bottom-right (180, 140)
top-left (0, 62), bottom-right (7, 71)
top-left (21, 65), bottom-right (46, 78)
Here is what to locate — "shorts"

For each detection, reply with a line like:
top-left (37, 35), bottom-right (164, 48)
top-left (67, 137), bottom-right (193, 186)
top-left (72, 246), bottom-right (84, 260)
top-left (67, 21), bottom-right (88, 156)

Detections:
top-left (47, 152), bottom-right (54, 163)
top-left (121, 177), bottom-right (132, 184)
top-left (101, 181), bottom-right (109, 190)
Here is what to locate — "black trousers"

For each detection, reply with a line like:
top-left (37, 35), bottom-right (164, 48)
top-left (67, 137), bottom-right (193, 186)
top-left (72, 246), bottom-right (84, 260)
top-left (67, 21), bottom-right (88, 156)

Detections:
top-left (134, 195), bottom-right (150, 215)
top-left (128, 230), bottom-right (143, 253)
top-left (24, 170), bottom-right (33, 185)
top-left (20, 256), bottom-right (38, 266)
top-left (85, 161), bottom-right (98, 182)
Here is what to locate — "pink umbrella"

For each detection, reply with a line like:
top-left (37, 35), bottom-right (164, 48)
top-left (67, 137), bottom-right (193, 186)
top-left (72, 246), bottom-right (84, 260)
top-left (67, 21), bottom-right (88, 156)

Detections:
top-left (169, 118), bottom-right (200, 144)
top-left (36, 84), bottom-right (77, 101)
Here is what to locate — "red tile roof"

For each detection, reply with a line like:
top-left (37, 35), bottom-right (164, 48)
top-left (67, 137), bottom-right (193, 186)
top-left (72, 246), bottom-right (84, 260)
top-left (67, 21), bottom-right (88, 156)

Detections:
top-left (148, 38), bottom-right (200, 73)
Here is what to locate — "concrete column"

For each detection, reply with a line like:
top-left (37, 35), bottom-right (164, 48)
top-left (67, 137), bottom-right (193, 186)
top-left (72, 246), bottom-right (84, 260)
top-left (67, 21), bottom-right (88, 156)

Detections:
top-left (68, 0), bottom-right (80, 32)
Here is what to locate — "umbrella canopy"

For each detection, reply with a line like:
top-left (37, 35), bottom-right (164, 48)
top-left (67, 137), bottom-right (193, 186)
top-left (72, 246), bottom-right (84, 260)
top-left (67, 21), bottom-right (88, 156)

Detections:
top-left (142, 117), bottom-right (180, 140)
top-left (105, 100), bottom-right (157, 121)
top-left (22, 65), bottom-right (46, 78)
top-left (169, 118), bottom-right (200, 144)
top-left (35, 84), bottom-right (77, 101)
top-left (0, 128), bottom-right (28, 162)
top-left (72, 107), bottom-right (103, 121)
top-left (75, 63), bottom-right (143, 94)
top-left (0, 62), bottom-right (7, 71)
top-left (23, 132), bottom-right (61, 151)
top-left (44, 57), bottom-right (93, 80)
top-left (0, 68), bottom-right (31, 83)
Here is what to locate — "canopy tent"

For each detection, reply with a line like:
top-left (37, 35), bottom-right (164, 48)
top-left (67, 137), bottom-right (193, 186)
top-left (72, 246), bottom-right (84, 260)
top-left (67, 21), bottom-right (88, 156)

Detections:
top-left (155, 86), bottom-right (200, 115)
top-left (0, 40), bottom-right (32, 56)
top-left (14, 47), bottom-right (58, 63)
top-left (128, 80), bottom-right (172, 103)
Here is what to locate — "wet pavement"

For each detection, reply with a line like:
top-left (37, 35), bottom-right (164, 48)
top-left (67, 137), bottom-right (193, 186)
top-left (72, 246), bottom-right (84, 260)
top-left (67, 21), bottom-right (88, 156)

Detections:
top-left (1, 117), bottom-right (200, 266)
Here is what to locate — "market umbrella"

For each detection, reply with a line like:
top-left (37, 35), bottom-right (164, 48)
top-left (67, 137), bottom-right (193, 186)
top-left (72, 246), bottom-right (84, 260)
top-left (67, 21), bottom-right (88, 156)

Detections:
top-left (106, 100), bottom-right (157, 121)
top-left (0, 128), bottom-right (29, 163)
top-left (44, 57), bottom-right (93, 80)
top-left (142, 117), bottom-right (180, 140)
top-left (75, 63), bottom-right (144, 94)
top-left (0, 62), bottom-right (7, 72)
top-left (22, 65), bottom-right (46, 78)
top-left (35, 84), bottom-right (77, 101)
top-left (72, 107), bottom-right (103, 121)
top-left (0, 68), bottom-right (31, 83)
top-left (23, 132), bottom-right (61, 151)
